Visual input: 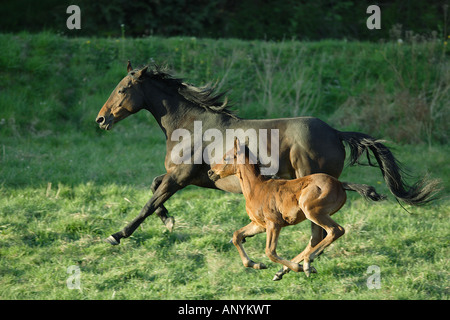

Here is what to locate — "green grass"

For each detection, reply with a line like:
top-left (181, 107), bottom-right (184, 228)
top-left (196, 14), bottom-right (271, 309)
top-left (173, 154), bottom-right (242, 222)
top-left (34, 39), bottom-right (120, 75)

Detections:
top-left (0, 130), bottom-right (448, 300)
top-left (0, 33), bottom-right (448, 299)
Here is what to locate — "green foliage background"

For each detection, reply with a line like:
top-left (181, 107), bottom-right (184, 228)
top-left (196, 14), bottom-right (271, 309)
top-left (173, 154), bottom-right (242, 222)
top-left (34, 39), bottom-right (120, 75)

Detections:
top-left (0, 0), bottom-right (448, 41)
top-left (0, 32), bottom-right (448, 143)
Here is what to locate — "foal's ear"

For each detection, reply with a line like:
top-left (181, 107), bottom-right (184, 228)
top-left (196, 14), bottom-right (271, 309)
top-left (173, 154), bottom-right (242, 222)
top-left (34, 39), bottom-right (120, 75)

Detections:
top-left (234, 138), bottom-right (241, 154)
top-left (127, 60), bottom-right (133, 73)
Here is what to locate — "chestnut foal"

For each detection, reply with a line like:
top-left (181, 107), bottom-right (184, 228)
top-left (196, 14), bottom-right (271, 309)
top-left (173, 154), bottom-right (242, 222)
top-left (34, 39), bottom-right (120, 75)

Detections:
top-left (208, 139), bottom-right (385, 280)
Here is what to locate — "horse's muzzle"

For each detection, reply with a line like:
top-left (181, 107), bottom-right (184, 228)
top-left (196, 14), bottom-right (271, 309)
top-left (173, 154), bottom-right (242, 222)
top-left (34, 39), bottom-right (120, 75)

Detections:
top-left (96, 114), bottom-right (114, 130)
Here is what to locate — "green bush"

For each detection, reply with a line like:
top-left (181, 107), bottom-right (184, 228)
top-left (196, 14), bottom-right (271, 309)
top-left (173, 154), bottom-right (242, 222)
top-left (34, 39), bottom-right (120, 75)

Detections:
top-left (0, 1), bottom-right (446, 41)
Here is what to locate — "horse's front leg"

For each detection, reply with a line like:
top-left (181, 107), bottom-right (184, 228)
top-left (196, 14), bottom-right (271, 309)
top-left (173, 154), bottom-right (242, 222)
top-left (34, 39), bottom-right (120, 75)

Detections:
top-left (105, 173), bottom-right (184, 245)
top-left (151, 174), bottom-right (175, 232)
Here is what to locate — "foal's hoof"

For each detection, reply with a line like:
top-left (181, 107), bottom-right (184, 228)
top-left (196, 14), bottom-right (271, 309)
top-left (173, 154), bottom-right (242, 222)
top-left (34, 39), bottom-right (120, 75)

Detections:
top-left (105, 235), bottom-right (120, 246)
top-left (303, 263), bottom-right (317, 277)
top-left (272, 265), bottom-right (318, 281)
top-left (229, 237), bottom-right (248, 244)
top-left (254, 263), bottom-right (267, 270)
top-left (164, 216), bottom-right (175, 232)
top-left (272, 272), bottom-right (284, 281)
top-left (244, 261), bottom-right (267, 270)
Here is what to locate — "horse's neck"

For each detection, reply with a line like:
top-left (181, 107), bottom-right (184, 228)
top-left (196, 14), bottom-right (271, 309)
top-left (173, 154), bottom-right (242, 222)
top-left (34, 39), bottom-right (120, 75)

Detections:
top-left (141, 81), bottom-right (236, 137)
top-left (142, 96), bottom-right (177, 137)
top-left (237, 163), bottom-right (263, 198)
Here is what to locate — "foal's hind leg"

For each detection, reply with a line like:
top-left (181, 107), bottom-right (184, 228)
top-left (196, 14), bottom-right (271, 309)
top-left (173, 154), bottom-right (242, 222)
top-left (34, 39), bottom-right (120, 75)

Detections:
top-left (302, 214), bottom-right (345, 277)
top-left (273, 222), bottom-right (320, 281)
top-left (232, 222), bottom-right (267, 270)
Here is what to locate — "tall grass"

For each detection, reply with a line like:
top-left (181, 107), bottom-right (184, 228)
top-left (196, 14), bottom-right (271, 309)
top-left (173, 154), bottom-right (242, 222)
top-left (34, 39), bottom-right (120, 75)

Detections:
top-left (331, 33), bottom-right (449, 145)
top-left (0, 32), bottom-right (448, 143)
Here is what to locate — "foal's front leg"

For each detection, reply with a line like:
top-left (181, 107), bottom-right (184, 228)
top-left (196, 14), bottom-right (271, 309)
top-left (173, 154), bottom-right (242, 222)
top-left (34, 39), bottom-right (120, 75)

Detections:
top-left (265, 221), bottom-right (304, 273)
top-left (232, 222), bottom-right (266, 269)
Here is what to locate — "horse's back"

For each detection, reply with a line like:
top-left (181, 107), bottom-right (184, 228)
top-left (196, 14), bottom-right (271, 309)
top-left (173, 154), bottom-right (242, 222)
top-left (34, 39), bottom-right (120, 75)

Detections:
top-left (284, 117), bottom-right (345, 179)
top-left (237, 116), bottom-right (345, 179)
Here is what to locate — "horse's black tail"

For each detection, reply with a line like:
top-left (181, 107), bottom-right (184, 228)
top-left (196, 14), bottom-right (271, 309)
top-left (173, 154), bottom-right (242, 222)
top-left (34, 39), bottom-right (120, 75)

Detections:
top-left (338, 131), bottom-right (440, 206)
top-left (342, 182), bottom-right (386, 202)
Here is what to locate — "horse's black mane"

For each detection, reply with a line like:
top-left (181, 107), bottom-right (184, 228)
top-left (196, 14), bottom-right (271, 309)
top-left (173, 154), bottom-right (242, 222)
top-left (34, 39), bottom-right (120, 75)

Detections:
top-left (131, 64), bottom-right (237, 118)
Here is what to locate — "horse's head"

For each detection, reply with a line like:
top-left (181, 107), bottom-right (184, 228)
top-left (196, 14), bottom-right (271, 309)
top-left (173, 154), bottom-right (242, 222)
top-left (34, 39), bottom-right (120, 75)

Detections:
top-left (208, 138), bottom-right (242, 182)
top-left (96, 61), bottom-right (148, 130)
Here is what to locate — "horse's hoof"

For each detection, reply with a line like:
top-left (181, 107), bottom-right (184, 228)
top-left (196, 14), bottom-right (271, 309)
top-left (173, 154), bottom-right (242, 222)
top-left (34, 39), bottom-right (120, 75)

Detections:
top-left (165, 217), bottom-right (175, 232)
top-left (105, 235), bottom-right (120, 245)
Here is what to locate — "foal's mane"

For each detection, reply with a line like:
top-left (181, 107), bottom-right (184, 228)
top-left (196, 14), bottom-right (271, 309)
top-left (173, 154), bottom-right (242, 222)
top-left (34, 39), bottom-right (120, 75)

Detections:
top-left (132, 65), bottom-right (237, 119)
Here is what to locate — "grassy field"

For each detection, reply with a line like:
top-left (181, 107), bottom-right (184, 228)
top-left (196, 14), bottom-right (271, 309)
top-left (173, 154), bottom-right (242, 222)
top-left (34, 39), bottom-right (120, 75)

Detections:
top-left (0, 33), bottom-right (448, 300)
top-left (0, 130), bottom-right (448, 300)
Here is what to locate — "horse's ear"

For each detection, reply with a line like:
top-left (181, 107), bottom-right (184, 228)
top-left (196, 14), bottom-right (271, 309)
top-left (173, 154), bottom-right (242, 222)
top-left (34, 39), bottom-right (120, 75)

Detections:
top-left (136, 66), bottom-right (148, 79)
top-left (127, 60), bottom-right (133, 73)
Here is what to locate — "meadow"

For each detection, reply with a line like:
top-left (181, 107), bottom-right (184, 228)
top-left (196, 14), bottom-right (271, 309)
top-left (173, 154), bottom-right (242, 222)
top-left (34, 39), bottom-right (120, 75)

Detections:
top-left (0, 32), bottom-right (448, 300)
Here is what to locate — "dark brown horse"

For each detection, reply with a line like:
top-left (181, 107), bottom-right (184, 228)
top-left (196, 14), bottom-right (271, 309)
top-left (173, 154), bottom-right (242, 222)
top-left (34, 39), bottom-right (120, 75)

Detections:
top-left (96, 61), bottom-right (438, 246)
top-left (208, 139), bottom-right (385, 280)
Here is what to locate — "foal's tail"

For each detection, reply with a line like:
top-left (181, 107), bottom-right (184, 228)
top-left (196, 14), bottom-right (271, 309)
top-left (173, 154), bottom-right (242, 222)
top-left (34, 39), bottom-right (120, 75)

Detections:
top-left (342, 182), bottom-right (386, 202)
top-left (338, 131), bottom-right (441, 206)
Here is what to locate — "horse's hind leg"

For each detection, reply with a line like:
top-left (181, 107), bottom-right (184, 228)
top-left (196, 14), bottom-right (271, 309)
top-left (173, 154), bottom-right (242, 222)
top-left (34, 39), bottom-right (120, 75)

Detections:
top-left (151, 174), bottom-right (175, 232)
top-left (232, 222), bottom-right (266, 270)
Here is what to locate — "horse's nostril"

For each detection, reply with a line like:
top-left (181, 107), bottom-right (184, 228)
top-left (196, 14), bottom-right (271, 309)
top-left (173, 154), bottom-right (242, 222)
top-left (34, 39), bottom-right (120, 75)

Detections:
top-left (96, 116), bottom-right (105, 124)
top-left (208, 170), bottom-right (214, 177)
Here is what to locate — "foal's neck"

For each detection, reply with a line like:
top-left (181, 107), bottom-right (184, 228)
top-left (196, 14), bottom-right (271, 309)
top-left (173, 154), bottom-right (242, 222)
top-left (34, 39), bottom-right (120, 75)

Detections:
top-left (237, 162), bottom-right (265, 198)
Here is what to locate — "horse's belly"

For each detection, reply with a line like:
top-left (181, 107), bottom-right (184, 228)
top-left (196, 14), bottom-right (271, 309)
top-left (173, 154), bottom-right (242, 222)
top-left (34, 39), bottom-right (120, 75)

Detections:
top-left (213, 175), bottom-right (242, 193)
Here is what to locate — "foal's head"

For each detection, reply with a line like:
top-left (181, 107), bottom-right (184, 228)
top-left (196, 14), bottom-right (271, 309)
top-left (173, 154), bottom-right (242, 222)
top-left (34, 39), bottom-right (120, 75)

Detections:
top-left (208, 139), bottom-right (246, 182)
top-left (96, 61), bottom-right (148, 130)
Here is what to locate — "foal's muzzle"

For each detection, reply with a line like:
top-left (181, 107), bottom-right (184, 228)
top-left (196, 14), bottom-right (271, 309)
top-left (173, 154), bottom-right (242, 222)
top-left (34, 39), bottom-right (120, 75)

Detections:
top-left (208, 169), bottom-right (219, 182)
